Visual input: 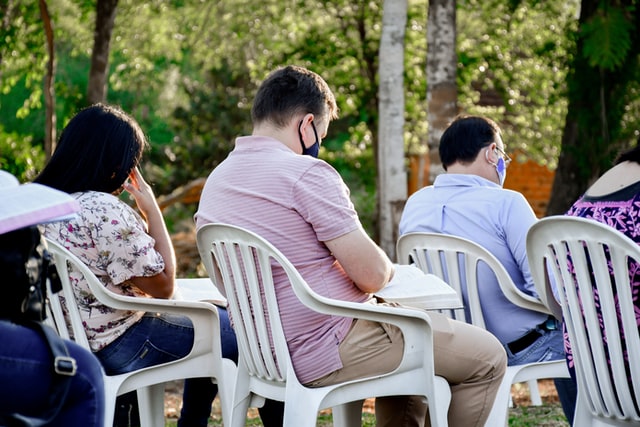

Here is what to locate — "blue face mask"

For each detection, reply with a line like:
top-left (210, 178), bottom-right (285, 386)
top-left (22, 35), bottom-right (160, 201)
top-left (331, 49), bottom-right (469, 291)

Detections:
top-left (298, 121), bottom-right (320, 158)
top-left (485, 148), bottom-right (507, 186)
top-left (495, 157), bottom-right (507, 186)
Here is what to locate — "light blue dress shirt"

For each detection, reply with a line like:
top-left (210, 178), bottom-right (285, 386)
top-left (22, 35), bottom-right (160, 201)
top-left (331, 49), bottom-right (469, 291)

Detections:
top-left (399, 173), bottom-right (548, 344)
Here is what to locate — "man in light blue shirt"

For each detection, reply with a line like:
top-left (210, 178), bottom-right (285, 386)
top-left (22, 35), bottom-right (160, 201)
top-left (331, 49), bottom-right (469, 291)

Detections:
top-left (399, 115), bottom-right (576, 422)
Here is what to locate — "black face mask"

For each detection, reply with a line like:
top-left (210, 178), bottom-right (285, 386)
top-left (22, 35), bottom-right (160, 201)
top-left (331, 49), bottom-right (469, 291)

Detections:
top-left (298, 121), bottom-right (320, 158)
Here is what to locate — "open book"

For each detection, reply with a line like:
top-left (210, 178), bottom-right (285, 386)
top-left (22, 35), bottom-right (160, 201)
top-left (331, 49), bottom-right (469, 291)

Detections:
top-left (175, 268), bottom-right (462, 311)
top-left (0, 172), bottom-right (80, 234)
top-left (174, 278), bottom-right (227, 307)
top-left (375, 264), bottom-right (462, 310)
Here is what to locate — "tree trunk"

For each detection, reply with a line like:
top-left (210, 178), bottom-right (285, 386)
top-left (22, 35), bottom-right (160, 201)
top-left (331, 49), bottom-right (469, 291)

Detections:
top-left (426, 0), bottom-right (457, 185)
top-left (39, 0), bottom-right (55, 159)
top-left (547, 0), bottom-right (640, 215)
top-left (378, 0), bottom-right (408, 260)
top-left (87, 0), bottom-right (119, 104)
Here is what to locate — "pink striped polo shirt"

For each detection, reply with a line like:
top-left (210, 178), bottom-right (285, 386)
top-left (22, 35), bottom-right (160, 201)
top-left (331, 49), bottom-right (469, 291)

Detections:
top-left (195, 135), bottom-right (371, 383)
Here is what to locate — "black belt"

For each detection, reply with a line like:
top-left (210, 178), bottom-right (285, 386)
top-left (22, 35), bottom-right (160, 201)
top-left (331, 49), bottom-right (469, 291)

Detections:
top-left (507, 316), bottom-right (558, 354)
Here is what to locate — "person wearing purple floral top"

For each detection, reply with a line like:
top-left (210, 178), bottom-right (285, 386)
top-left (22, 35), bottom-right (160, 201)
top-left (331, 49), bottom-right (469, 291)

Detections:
top-left (34, 104), bottom-right (283, 427)
top-left (565, 140), bottom-right (640, 390)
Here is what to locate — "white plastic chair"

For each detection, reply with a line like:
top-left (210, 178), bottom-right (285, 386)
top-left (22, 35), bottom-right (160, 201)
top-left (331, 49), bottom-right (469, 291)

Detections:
top-left (196, 223), bottom-right (451, 427)
top-left (396, 232), bottom-right (570, 427)
top-left (44, 238), bottom-right (236, 427)
top-left (527, 216), bottom-right (640, 426)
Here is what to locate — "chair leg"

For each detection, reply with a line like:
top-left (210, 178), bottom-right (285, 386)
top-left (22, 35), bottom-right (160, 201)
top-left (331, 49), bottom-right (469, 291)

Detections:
top-left (527, 379), bottom-right (543, 406)
top-left (283, 393), bottom-right (326, 427)
top-left (230, 396), bottom-right (253, 427)
top-left (137, 384), bottom-right (166, 427)
top-left (571, 393), bottom-right (590, 427)
top-left (103, 401), bottom-right (116, 427)
top-left (103, 381), bottom-right (119, 427)
top-left (429, 379), bottom-right (452, 427)
top-left (332, 400), bottom-right (364, 427)
top-left (284, 409), bottom-right (320, 427)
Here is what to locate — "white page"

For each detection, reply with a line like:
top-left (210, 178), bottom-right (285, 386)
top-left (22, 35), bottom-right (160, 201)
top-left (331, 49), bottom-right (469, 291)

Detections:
top-left (375, 264), bottom-right (462, 310)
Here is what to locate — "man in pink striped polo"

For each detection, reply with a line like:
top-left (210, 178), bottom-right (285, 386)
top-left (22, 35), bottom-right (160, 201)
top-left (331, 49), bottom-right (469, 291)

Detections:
top-left (195, 65), bottom-right (506, 427)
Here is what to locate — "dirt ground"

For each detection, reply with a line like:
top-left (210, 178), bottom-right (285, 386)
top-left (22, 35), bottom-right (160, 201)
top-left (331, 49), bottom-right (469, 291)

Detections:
top-left (163, 378), bottom-right (560, 422)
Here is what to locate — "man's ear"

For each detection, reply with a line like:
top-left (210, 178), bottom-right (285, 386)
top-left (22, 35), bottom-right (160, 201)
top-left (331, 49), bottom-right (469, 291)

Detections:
top-left (484, 142), bottom-right (497, 164)
top-left (298, 114), bottom-right (315, 145)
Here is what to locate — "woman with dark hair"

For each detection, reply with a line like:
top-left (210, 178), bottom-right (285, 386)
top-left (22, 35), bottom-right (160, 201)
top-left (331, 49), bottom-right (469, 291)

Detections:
top-left (565, 139), bottom-right (640, 388)
top-left (35, 104), bottom-right (146, 195)
top-left (35, 104), bottom-right (284, 427)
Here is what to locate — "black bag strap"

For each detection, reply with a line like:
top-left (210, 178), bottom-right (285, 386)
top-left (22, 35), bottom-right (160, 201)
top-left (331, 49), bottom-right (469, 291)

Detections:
top-left (34, 321), bottom-right (78, 378)
top-left (0, 322), bottom-right (77, 427)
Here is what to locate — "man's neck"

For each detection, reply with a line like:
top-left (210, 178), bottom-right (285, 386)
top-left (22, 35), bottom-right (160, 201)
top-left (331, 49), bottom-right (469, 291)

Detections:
top-left (252, 122), bottom-right (300, 154)
top-left (447, 162), bottom-right (498, 185)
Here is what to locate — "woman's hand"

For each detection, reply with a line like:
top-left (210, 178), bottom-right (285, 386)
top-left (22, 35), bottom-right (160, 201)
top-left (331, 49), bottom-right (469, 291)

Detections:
top-left (123, 167), bottom-right (176, 298)
top-left (123, 167), bottom-right (160, 221)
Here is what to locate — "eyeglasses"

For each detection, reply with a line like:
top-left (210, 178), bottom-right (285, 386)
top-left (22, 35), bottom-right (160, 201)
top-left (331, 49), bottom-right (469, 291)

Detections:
top-left (494, 146), bottom-right (512, 166)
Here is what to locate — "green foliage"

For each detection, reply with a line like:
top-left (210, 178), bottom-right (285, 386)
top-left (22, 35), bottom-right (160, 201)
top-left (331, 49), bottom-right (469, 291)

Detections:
top-left (152, 61), bottom-right (254, 195)
top-left (457, 0), bottom-right (578, 168)
top-left (508, 404), bottom-right (569, 426)
top-left (581, 5), bottom-right (634, 71)
top-left (0, 1), bottom-right (44, 95)
top-left (0, 127), bottom-right (45, 181)
top-left (0, 0), bottom-right (49, 125)
top-left (545, 0), bottom-right (640, 214)
top-left (574, 1), bottom-right (640, 162)
top-left (2, 0), bottom-right (639, 229)
top-left (86, 0), bottom-right (392, 232)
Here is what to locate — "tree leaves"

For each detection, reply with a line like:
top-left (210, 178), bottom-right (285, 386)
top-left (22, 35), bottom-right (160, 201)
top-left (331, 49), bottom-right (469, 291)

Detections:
top-left (581, 5), bottom-right (634, 70)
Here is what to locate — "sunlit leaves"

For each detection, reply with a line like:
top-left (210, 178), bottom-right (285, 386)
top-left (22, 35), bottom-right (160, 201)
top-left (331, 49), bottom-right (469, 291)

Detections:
top-left (0, 128), bottom-right (44, 181)
top-left (0, 0), bottom-right (45, 97)
top-left (2, 0), bottom-right (638, 209)
top-left (457, 0), bottom-right (579, 167)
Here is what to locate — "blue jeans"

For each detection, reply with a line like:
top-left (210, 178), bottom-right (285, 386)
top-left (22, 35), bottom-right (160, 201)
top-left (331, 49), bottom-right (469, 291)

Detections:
top-left (505, 323), bottom-right (565, 366)
top-left (504, 320), bottom-right (577, 425)
top-left (96, 312), bottom-right (198, 375)
top-left (0, 320), bottom-right (105, 426)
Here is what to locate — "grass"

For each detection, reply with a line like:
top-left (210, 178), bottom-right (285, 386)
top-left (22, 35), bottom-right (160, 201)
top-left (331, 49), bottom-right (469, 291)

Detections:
top-left (164, 405), bottom-right (567, 426)
top-left (508, 404), bottom-right (568, 426)
top-left (163, 379), bottom-right (570, 426)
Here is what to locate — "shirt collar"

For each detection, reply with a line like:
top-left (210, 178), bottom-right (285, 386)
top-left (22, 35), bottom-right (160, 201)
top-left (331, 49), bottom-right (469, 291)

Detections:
top-left (234, 135), bottom-right (294, 153)
top-left (433, 173), bottom-right (501, 189)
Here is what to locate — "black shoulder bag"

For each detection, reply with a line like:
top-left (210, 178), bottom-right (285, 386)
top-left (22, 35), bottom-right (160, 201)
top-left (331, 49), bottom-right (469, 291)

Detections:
top-left (0, 233), bottom-right (78, 427)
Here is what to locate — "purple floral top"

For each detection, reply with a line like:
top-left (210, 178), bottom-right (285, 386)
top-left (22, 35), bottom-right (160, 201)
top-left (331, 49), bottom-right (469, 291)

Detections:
top-left (41, 191), bottom-right (165, 352)
top-left (565, 180), bottom-right (640, 379)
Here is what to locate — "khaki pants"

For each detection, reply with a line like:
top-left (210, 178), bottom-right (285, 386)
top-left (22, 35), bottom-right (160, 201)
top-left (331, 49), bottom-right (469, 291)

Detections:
top-left (307, 309), bottom-right (507, 427)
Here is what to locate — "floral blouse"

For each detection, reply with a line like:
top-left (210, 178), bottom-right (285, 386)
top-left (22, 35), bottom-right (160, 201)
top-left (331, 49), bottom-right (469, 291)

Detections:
top-left (41, 191), bottom-right (164, 352)
top-left (565, 181), bottom-right (640, 382)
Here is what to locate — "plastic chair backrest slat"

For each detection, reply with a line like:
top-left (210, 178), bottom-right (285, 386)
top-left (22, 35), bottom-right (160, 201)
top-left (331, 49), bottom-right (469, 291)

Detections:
top-left (527, 216), bottom-right (640, 423)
